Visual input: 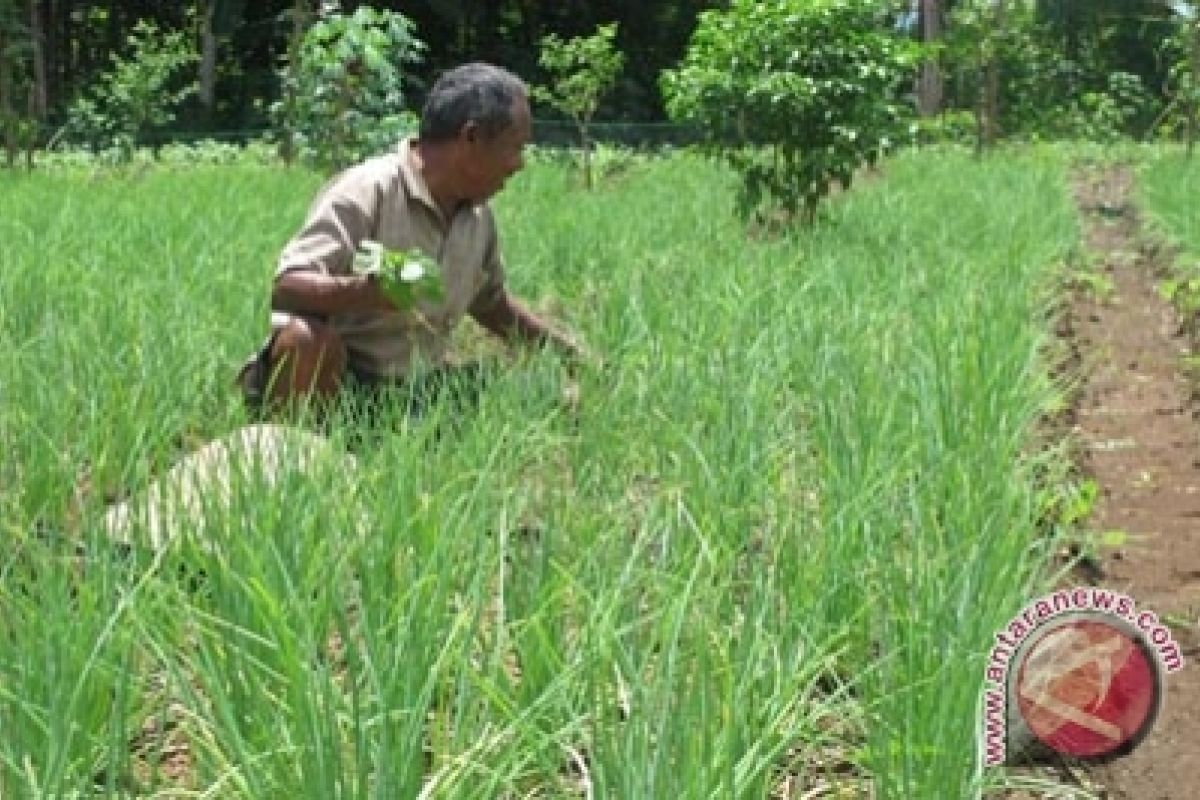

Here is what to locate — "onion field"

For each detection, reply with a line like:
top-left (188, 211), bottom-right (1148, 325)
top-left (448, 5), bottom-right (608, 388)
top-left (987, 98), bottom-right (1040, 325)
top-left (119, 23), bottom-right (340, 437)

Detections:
top-left (1, 147), bottom-right (1083, 798)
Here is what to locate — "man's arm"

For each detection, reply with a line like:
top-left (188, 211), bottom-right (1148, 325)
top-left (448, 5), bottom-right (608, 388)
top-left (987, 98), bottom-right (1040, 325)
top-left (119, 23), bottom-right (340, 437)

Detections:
top-left (471, 290), bottom-right (583, 359)
top-left (272, 270), bottom-right (393, 316)
top-left (272, 167), bottom-right (395, 316)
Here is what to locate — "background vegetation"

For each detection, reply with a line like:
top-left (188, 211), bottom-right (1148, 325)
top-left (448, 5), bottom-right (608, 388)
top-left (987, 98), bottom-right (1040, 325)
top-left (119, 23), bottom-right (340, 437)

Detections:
top-left (0, 1), bottom-right (1195, 152)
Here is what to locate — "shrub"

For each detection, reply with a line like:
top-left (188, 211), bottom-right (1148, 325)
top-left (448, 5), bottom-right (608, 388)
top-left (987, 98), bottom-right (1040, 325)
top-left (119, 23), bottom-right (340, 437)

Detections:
top-left (64, 20), bottom-right (197, 161)
top-left (270, 7), bottom-right (424, 171)
top-left (532, 23), bottom-right (625, 189)
top-left (661, 0), bottom-right (915, 224)
top-left (1156, 7), bottom-right (1199, 148)
top-left (911, 110), bottom-right (978, 146)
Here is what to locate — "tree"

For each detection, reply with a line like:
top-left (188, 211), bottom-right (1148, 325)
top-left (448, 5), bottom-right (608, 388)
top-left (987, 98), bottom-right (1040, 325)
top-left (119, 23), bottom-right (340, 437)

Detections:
top-left (933, 0), bottom-right (1163, 145)
top-left (0, 0), bottom-right (36, 167)
top-left (27, 0), bottom-right (44, 120)
top-left (1189, 6), bottom-right (1199, 155)
top-left (269, 6), bottom-right (425, 171)
top-left (983, 0), bottom-right (1006, 148)
top-left (663, 0), bottom-right (915, 225)
top-left (276, 0), bottom-right (317, 164)
top-left (63, 20), bottom-right (198, 160)
top-left (197, 0), bottom-right (218, 116)
top-left (943, 0), bottom-right (1026, 153)
top-left (1, 1), bottom-right (728, 150)
top-left (1036, 0), bottom-right (1174, 86)
top-left (532, 22), bottom-right (624, 188)
top-left (943, 0), bottom-right (1011, 152)
top-left (1161, 1), bottom-right (1199, 155)
top-left (917, 0), bottom-right (945, 115)
top-left (0, 1), bottom-right (20, 163)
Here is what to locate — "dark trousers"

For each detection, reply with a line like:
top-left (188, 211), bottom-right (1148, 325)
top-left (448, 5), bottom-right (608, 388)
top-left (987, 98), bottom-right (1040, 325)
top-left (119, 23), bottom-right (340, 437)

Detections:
top-left (236, 332), bottom-right (493, 429)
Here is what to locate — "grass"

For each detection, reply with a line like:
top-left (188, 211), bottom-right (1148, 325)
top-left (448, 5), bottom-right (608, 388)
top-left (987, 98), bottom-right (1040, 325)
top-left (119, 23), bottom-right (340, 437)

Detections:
top-left (1, 145), bottom-right (1078, 798)
top-left (1139, 148), bottom-right (1200, 255)
top-left (1139, 148), bottom-right (1200, 334)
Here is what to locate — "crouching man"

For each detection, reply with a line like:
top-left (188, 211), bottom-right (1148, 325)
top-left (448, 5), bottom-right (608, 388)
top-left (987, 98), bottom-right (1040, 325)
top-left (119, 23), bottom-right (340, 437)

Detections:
top-left (237, 62), bottom-right (583, 412)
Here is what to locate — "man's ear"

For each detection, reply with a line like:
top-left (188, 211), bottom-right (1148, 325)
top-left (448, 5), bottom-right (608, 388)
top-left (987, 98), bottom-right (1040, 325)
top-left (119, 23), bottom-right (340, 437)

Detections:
top-left (460, 120), bottom-right (480, 146)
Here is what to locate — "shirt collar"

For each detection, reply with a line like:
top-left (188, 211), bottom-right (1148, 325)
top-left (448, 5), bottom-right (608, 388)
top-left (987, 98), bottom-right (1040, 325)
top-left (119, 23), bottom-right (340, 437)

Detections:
top-left (396, 138), bottom-right (447, 225)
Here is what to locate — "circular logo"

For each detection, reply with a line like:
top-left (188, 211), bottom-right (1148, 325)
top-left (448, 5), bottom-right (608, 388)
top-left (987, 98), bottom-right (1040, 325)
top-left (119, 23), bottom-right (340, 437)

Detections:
top-left (1014, 613), bottom-right (1162, 759)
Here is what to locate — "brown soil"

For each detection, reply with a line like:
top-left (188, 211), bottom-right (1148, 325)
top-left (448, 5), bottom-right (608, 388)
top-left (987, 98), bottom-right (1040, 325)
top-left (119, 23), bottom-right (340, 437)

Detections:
top-left (1066, 164), bottom-right (1200, 799)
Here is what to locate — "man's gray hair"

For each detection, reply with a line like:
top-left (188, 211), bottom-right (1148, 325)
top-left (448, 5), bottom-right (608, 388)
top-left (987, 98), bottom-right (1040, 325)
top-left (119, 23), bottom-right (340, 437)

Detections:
top-left (419, 63), bottom-right (527, 142)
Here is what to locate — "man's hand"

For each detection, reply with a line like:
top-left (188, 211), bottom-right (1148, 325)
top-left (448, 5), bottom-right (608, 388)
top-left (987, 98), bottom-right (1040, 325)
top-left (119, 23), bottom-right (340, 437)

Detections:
top-left (560, 377), bottom-right (582, 415)
top-left (558, 336), bottom-right (605, 376)
top-left (472, 291), bottom-right (594, 365)
top-left (359, 242), bottom-right (446, 311)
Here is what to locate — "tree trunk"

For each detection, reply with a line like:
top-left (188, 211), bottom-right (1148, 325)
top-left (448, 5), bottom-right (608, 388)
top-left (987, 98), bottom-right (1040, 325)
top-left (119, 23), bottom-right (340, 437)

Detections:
top-left (519, 0), bottom-right (541, 52)
top-left (25, 83), bottom-right (35, 166)
top-left (1, 27), bottom-right (15, 168)
top-left (1189, 18), bottom-right (1198, 158)
top-left (580, 119), bottom-right (592, 189)
top-left (198, 0), bottom-right (218, 119)
top-left (975, 69), bottom-right (986, 158)
top-left (279, 0), bottom-right (310, 164)
top-left (457, 0), bottom-right (470, 54)
top-left (917, 0), bottom-right (943, 116)
top-left (44, 0), bottom-right (58, 117)
top-left (982, 0), bottom-right (1005, 149)
top-left (27, 0), bottom-right (45, 119)
top-left (983, 59), bottom-right (999, 146)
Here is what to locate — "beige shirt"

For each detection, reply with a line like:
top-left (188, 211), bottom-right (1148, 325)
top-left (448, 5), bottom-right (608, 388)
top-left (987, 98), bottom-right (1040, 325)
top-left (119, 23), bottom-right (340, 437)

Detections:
top-left (273, 139), bottom-right (506, 378)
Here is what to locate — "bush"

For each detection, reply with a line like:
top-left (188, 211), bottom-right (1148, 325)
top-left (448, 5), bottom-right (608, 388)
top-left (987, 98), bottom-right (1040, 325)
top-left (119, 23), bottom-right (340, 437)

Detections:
top-left (1154, 12), bottom-right (1199, 145)
top-left (155, 138), bottom-right (279, 166)
top-left (911, 110), bottom-right (978, 146)
top-left (63, 20), bottom-right (197, 160)
top-left (270, 7), bottom-right (425, 171)
top-left (36, 138), bottom-right (281, 171)
top-left (661, 0), bottom-right (916, 224)
top-left (940, 4), bottom-right (1161, 145)
top-left (1058, 71), bottom-right (1154, 142)
top-left (532, 23), bottom-right (625, 189)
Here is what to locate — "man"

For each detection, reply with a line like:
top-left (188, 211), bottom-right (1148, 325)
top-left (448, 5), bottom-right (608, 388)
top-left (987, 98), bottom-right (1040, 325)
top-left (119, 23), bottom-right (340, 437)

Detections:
top-left (237, 62), bottom-right (582, 411)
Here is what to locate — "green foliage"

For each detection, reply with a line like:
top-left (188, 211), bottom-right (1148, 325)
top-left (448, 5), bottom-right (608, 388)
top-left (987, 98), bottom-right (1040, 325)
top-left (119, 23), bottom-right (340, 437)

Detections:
top-left (31, 138), bottom-right (279, 171)
top-left (0, 0), bottom-right (29, 66)
top-left (1, 0), bottom-right (36, 166)
top-left (534, 23), bottom-right (624, 129)
top-left (353, 240), bottom-right (445, 311)
top-left (1060, 71), bottom-right (1154, 141)
top-left (911, 110), bottom-right (978, 146)
top-left (942, 0), bottom-right (1033, 147)
top-left (1037, 0), bottom-right (1176, 89)
top-left (532, 23), bottom-right (625, 189)
top-left (1158, 274), bottom-right (1200, 316)
top-left (661, 0), bottom-right (915, 224)
top-left (1155, 7), bottom-right (1199, 145)
top-left (270, 7), bottom-right (425, 172)
top-left (941, 1), bottom-right (1161, 144)
top-left (153, 137), bottom-right (279, 166)
top-left (64, 20), bottom-right (197, 161)
top-left (1, 76), bottom-right (38, 167)
top-left (1007, 58), bottom-right (1155, 142)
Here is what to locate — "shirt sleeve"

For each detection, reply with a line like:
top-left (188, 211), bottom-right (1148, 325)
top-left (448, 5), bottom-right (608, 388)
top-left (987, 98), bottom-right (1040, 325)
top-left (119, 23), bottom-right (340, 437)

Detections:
top-left (469, 207), bottom-right (508, 315)
top-left (276, 166), bottom-right (381, 277)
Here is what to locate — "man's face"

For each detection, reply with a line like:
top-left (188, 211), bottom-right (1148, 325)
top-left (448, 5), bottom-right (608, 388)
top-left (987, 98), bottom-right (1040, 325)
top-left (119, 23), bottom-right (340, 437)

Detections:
top-left (460, 95), bottom-right (532, 202)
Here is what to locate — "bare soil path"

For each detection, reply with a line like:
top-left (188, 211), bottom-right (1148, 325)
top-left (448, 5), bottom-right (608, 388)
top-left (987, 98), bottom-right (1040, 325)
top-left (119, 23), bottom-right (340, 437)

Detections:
top-left (1068, 164), bottom-right (1200, 799)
